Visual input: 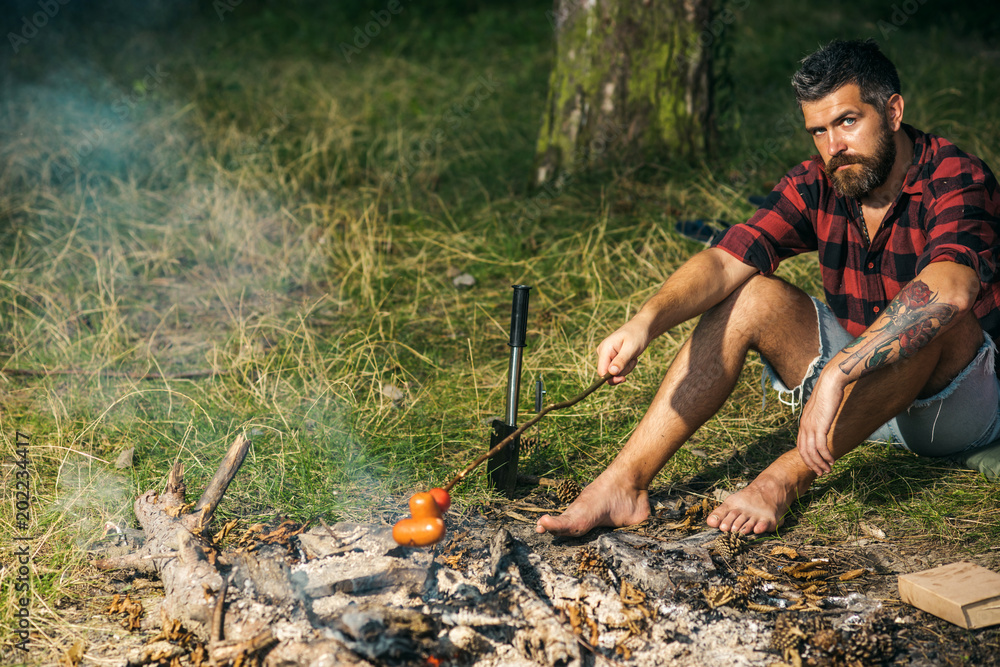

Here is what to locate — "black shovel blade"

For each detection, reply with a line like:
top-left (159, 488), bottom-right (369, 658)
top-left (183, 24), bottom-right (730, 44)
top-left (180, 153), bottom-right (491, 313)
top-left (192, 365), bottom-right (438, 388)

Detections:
top-left (486, 419), bottom-right (519, 498)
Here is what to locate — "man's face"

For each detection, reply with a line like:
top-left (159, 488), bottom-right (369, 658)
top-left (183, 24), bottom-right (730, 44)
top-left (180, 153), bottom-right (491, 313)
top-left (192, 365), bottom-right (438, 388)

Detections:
top-left (801, 83), bottom-right (897, 199)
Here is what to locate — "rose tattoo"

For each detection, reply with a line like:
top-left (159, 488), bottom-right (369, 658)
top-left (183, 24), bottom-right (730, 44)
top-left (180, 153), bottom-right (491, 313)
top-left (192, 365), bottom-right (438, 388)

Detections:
top-left (839, 279), bottom-right (958, 377)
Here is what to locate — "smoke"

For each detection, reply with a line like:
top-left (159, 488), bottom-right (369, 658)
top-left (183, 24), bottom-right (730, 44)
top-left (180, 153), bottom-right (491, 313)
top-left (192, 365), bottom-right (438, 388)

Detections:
top-left (0, 66), bottom-right (170, 194)
top-left (49, 452), bottom-right (131, 547)
top-left (0, 2), bottom-right (385, 539)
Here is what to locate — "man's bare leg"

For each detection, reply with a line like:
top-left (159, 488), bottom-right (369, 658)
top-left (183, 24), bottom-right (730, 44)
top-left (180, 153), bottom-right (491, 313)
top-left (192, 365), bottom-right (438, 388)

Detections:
top-left (707, 310), bottom-right (985, 534)
top-left (537, 276), bottom-right (821, 536)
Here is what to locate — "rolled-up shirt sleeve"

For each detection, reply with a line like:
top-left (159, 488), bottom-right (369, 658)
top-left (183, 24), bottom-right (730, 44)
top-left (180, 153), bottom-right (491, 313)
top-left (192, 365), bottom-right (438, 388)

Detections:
top-left (712, 164), bottom-right (820, 275)
top-left (918, 173), bottom-right (1000, 291)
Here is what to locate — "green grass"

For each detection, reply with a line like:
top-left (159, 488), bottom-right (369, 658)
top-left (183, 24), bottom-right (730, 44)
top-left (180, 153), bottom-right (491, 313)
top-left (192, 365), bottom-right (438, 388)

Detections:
top-left (2, 0), bottom-right (1000, 657)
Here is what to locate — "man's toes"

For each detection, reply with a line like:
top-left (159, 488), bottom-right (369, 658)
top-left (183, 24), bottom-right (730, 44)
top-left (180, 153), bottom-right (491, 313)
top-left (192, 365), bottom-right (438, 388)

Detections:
top-left (536, 515), bottom-right (559, 534)
top-left (709, 503), bottom-right (737, 530)
top-left (715, 510), bottom-right (737, 532)
top-left (537, 513), bottom-right (585, 537)
top-left (729, 513), bottom-right (754, 534)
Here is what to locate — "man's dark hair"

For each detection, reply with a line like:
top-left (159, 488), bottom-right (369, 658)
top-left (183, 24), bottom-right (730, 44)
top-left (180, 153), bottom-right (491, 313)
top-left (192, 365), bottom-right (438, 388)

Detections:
top-left (791, 39), bottom-right (901, 111)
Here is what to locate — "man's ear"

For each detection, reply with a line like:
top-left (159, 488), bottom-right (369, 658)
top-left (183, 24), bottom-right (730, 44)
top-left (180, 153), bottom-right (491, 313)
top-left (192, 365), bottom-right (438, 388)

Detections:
top-left (885, 93), bottom-right (905, 132)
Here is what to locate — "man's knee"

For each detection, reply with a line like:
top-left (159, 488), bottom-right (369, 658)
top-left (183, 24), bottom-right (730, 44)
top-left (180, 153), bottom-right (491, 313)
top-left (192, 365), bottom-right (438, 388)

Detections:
top-left (700, 275), bottom-right (820, 387)
top-left (705, 275), bottom-right (811, 331)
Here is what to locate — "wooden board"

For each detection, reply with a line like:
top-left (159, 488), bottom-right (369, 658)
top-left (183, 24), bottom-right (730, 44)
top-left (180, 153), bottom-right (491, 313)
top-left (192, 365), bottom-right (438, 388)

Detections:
top-left (898, 561), bottom-right (1000, 629)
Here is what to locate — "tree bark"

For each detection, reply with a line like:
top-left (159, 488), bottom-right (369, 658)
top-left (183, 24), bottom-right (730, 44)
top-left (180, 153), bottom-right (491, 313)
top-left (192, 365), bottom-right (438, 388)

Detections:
top-left (534, 0), bottom-right (714, 186)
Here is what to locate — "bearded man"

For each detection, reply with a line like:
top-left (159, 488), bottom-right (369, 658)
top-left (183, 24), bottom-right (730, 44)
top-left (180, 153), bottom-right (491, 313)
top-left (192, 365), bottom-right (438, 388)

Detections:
top-left (537, 39), bottom-right (1000, 537)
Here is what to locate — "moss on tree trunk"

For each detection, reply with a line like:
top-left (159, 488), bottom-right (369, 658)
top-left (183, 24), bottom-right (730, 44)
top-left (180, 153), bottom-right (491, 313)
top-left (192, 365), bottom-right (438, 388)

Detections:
top-left (534, 0), bottom-right (714, 186)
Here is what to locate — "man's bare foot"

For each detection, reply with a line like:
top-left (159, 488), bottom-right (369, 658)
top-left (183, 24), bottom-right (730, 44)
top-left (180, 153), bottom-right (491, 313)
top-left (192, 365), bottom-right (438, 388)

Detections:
top-left (536, 469), bottom-right (650, 537)
top-left (706, 461), bottom-right (809, 535)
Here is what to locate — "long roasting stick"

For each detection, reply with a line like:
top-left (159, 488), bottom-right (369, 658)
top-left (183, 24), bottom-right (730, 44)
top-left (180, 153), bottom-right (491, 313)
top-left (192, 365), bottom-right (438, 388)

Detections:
top-left (443, 372), bottom-right (613, 493)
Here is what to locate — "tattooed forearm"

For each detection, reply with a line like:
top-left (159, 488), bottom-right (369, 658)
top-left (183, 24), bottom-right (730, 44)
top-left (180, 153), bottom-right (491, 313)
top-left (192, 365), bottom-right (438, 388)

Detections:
top-left (838, 279), bottom-right (957, 377)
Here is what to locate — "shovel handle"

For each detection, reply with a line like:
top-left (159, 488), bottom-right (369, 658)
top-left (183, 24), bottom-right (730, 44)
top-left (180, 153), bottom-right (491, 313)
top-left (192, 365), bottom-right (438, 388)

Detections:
top-left (443, 372), bottom-right (613, 493)
top-left (508, 285), bottom-right (531, 348)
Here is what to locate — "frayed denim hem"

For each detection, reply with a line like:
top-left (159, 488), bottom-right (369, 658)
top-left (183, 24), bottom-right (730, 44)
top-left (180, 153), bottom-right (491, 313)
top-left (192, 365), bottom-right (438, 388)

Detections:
top-left (760, 296), bottom-right (845, 414)
top-left (888, 333), bottom-right (1000, 455)
top-left (910, 335), bottom-right (996, 409)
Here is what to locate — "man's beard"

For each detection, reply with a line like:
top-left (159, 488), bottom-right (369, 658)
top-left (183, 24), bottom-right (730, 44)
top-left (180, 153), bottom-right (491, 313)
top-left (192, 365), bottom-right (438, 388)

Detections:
top-left (825, 120), bottom-right (897, 199)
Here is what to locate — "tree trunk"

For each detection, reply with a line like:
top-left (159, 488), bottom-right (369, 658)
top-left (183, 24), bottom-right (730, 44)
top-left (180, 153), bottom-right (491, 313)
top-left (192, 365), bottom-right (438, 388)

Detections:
top-left (534, 0), bottom-right (714, 186)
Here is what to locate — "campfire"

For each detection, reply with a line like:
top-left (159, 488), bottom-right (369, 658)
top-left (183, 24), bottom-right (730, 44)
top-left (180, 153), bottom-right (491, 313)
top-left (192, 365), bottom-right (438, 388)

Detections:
top-left (92, 431), bottom-right (914, 667)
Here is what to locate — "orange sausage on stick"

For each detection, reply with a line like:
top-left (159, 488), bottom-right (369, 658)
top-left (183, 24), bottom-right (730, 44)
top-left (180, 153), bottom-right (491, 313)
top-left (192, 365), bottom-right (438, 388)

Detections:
top-left (392, 373), bottom-right (612, 547)
top-left (392, 491), bottom-right (446, 546)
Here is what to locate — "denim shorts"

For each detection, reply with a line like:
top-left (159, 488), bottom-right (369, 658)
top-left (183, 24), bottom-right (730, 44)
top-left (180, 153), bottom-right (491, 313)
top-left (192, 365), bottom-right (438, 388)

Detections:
top-left (761, 297), bottom-right (1000, 457)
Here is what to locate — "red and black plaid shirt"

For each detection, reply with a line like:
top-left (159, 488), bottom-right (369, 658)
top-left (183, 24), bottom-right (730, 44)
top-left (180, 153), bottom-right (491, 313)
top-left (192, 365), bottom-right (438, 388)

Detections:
top-left (714, 124), bottom-right (1000, 346)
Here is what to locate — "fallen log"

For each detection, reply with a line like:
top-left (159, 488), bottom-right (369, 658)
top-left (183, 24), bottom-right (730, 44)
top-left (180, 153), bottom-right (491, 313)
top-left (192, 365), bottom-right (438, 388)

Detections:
top-left (95, 433), bottom-right (377, 666)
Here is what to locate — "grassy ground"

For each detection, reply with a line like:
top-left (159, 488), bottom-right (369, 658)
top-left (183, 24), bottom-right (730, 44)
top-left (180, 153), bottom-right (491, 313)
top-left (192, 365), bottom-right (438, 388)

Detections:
top-left (1, 0), bottom-right (999, 660)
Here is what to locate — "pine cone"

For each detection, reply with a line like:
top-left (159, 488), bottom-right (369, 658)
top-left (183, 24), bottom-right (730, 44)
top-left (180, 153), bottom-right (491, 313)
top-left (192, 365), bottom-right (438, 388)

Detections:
top-left (575, 546), bottom-right (608, 580)
top-left (712, 531), bottom-right (749, 559)
top-left (844, 620), bottom-right (894, 664)
top-left (865, 613), bottom-right (897, 656)
top-left (844, 630), bottom-right (879, 664)
top-left (704, 585), bottom-right (737, 609)
top-left (735, 573), bottom-right (761, 600)
top-left (799, 615), bottom-right (844, 658)
top-left (555, 479), bottom-right (582, 504)
top-left (770, 614), bottom-right (806, 652)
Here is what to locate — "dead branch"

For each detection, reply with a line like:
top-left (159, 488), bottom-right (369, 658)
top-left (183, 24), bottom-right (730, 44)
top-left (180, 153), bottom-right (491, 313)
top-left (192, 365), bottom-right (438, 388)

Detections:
top-left (0, 367), bottom-right (224, 380)
top-left (191, 433), bottom-right (251, 527)
top-left (93, 433), bottom-right (393, 665)
top-left (92, 545), bottom-right (178, 573)
top-left (208, 629), bottom-right (277, 664)
top-left (212, 575), bottom-right (229, 642)
top-left (166, 461), bottom-right (185, 499)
